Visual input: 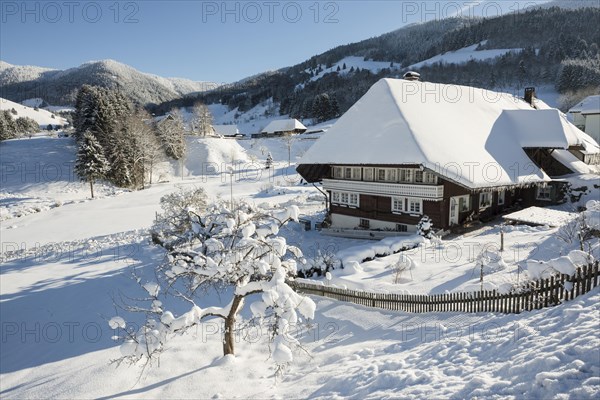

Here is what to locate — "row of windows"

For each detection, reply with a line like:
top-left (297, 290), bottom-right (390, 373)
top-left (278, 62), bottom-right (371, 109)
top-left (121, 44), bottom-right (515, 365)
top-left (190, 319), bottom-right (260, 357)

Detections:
top-left (331, 191), bottom-right (359, 207)
top-left (332, 166), bottom-right (438, 184)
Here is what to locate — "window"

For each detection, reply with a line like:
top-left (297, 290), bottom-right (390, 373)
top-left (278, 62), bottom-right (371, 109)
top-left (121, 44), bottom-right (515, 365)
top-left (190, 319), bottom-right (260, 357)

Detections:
top-left (537, 186), bottom-right (552, 201)
top-left (479, 192), bottom-right (492, 209)
top-left (425, 172), bottom-right (438, 184)
top-left (399, 169), bottom-right (412, 183)
top-left (386, 169), bottom-right (397, 182)
top-left (363, 168), bottom-right (374, 181)
top-left (498, 190), bottom-right (505, 205)
top-left (414, 170), bottom-right (424, 183)
top-left (341, 192), bottom-right (349, 204)
top-left (331, 192), bottom-right (340, 203)
top-left (377, 168), bottom-right (397, 182)
top-left (331, 191), bottom-right (359, 207)
top-left (392, 197), bottom-right (404, 213)
top-left (408, 199), bottom-right (422, 214)
top-left (351, 167), bottom-right (361, 181)
top-left (359, 219), bottom-right (370, 229)
top-left (397, 224), bottom-right (408, 232)
top-left (333, 166), bottom-right (343, 179)
top-left (344, 167), bottom-right (352, 180)
top-left (458, 195), bottom-right (471, 212)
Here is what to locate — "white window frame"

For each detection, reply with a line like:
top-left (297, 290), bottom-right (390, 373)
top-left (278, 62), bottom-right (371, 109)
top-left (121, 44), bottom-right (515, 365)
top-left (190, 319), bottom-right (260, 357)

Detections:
top-left (408, 198), bottom-right (423, 215)
top-left (377, 168), bottom-right (386, 182)
top-left (479, 192), bottom-right (492, 210)
top-left (386, 168), bottom-right (397, 182)
top-left (331, 191), bottom-right (340, 203)
top-left (536, 186), bottom-right (552, 201)
top-left (351, 167), bottom-right (361, 181)
top-left (392, 197), bottom-right (404, 213)
top-left (396, 224), bottom-right (408, 233)
top-left (344, 167), bottom-right (352, 180)
top-left (399, 168), bottom-right (413, 183)
top-left (363, 168), bottom-right (374, 181)
top-left (425, 172), bottom-right (438, 184)
top-left (414, 170), bottom-right (424, 183)
top-left (498, 190), bottom-right (505, 205)
top-left (333, 166), bottom-right (343, 179)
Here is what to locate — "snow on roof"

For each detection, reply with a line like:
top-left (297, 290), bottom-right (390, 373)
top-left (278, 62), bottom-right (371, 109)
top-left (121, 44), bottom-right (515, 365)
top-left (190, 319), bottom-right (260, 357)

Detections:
top-left (551, 149), bottom-right (600, 175)
top-left (261, 119), bottom-right (307, 134)
top-left (569, 95), bottom-right (600, 115)
top-left (298, 79), bottom-right (592, 189)
top-left (503, 207), bottom-right (576, 227)
top-left (212, 124), bottom-right (239, 136)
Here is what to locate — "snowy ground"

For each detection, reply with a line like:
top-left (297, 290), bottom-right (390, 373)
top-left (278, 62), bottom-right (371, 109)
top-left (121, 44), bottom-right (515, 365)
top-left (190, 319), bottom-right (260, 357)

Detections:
top-left (1, 133), bottom-right (599, 398)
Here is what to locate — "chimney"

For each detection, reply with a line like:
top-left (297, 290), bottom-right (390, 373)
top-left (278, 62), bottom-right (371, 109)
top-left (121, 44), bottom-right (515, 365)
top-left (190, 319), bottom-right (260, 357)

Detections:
top-left (524, 87), bottom-right (536, 108)
top-left (403, 71), bottom-right (421, 81)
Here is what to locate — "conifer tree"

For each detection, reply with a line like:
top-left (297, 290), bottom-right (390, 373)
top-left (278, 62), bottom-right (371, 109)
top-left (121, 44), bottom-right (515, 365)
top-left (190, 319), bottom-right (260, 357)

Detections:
top-left (75, 131), bottom-right (110, 198)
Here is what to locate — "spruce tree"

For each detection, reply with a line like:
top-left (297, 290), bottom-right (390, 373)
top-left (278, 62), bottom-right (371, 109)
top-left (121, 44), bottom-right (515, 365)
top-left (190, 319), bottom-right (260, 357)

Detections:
top-left (75, 131), bottom-right (110, 198)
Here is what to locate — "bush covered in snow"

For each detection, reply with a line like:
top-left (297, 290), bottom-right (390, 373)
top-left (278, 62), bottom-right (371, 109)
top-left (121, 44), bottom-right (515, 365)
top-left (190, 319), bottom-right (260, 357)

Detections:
top-left (417, 215), bottom-right (434, 239)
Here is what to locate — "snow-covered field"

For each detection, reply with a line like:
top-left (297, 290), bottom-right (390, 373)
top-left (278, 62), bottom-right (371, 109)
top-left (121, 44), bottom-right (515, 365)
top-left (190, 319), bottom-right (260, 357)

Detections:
top-left (1, 133), bottom-right (599, 399)
top-left (409, 42), bottom-right (524, 69)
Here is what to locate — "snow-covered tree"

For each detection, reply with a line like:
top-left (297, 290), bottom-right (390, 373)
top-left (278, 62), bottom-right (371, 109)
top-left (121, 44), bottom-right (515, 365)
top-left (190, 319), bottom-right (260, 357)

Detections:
top-left (191, 102), bottom-right (213, 136)
top-left (156, 111), bottom-right (186, 160)
top-left (0, 110), bottom-right (17, 141)
top-left (150, 186), bottom-right (208, 247)
top-left (75, 131), bottom-right (110, 198)
top-left (112, 198), bottom-right (315, 372)
top-left (417, 215), bottom-right (434, 239)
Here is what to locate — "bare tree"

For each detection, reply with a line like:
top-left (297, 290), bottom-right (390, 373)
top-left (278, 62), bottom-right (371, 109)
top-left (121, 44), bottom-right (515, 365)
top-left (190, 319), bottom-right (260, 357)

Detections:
top-left (191, 102), bottom-right (213, 136)
top-left (124, 110), bottom-right (165, 188)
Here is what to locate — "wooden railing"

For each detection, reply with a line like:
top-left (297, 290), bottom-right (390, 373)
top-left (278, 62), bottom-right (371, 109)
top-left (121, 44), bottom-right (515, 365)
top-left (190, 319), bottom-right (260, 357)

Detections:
top-left (322, 179), bottom-right (444, 200)
top-left (292, 262), bottom-right (599, 314)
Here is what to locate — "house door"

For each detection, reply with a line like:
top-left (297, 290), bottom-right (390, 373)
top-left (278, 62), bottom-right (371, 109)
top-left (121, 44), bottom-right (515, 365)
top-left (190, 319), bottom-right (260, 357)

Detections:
top-left (449, 197), bottom-right (459, 226)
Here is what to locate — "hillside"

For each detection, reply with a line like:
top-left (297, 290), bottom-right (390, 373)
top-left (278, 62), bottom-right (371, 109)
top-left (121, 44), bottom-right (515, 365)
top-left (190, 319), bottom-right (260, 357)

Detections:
top-left (0, 60), bottom-right (217, 107)
top-left (154, 6), bottom-right (600, 118)
top-left (0, 97), bottom-right (68, 128)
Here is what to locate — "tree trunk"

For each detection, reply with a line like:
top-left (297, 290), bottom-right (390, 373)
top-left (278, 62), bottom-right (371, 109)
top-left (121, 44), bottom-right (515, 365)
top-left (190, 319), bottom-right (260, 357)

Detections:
top-left (223, 295), bottom-right (244, 356)
top-left (89, 180), bottom-right (94, 199)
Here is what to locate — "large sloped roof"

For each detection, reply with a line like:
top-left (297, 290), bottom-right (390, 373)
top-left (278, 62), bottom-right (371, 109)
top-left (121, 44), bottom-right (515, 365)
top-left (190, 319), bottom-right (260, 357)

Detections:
top-left (261, 119), bottom-right (307, 134)
top-left (299, 79), bottom-right (594, 189)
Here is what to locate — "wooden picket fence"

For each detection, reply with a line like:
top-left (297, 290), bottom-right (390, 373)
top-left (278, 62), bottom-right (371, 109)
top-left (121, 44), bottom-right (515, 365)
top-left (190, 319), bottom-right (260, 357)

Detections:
top-left (292, 262), bottom-right (600, 314)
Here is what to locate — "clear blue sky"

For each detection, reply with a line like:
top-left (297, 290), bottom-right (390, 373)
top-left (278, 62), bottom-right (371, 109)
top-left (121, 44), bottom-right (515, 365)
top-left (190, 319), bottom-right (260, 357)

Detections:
top-left (1, 1), bottom-right (552, 83)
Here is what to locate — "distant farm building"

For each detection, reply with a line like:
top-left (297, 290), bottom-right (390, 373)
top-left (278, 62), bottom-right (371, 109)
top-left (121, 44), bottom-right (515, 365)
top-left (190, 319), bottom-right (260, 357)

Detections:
top-left (212, 124), bottom-right (242, 138)
top-left (260, 119), bottom-right (307, 136)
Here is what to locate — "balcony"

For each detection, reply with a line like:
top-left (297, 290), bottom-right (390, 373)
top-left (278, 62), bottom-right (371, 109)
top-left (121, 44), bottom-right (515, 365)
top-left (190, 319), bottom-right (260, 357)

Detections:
top-left (322, 179), bottom-right (444, 200)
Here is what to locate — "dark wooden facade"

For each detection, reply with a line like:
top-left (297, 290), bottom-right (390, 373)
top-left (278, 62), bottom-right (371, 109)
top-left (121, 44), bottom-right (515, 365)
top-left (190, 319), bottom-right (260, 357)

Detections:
top-left (298, 163), bottom-right (565, 232)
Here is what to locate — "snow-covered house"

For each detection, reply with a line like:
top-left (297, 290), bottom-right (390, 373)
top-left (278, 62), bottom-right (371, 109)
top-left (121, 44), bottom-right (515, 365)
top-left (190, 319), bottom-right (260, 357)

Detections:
top-left (297, 78), bottom-right (599, 234)
top-left (260, 119), bottom-right (307, 136)
top-left (569, 95), bottom-right (600, 150)
top-left (212, 124), bottom-right (241, 137)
